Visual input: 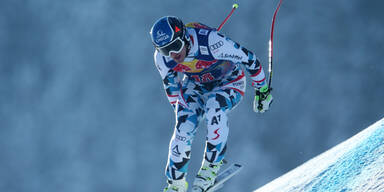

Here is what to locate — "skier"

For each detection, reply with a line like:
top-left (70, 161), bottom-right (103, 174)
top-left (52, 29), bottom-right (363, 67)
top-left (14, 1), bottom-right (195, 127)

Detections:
top-left (150, 16), bottom-right (273, 192)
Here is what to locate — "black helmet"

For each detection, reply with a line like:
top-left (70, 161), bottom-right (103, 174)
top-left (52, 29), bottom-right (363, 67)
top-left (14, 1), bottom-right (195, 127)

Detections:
top-left (150, 16), bottom-right (189, 56)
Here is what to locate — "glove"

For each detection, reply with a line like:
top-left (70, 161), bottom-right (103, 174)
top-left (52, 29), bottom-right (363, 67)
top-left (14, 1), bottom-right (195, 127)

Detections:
top-left (253, 85), bottom-right (273, 113)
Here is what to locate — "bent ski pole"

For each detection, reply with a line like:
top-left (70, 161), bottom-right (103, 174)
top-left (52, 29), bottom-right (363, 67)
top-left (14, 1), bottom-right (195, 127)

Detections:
top-left (217, 3), bottom-right (239, 31)
top-left (268, 0), bottom-right (283, 90)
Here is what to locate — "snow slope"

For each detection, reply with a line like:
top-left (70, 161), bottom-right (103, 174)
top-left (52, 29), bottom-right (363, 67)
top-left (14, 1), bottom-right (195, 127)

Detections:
top-left (253, 117), bottom-right (384, 192)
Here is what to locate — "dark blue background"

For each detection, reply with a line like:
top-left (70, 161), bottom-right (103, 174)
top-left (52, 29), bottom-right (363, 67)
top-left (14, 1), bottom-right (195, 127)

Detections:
top-left (1, 0), bottom-right (383, 191)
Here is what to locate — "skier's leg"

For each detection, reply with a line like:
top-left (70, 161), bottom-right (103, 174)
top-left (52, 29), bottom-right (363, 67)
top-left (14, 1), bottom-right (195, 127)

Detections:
top-left (204, 76), bottom-right (245, 164)
top-left (165, 81), bottom-right (204, 182)
top-left (192, 76), bottom-right (245, 191)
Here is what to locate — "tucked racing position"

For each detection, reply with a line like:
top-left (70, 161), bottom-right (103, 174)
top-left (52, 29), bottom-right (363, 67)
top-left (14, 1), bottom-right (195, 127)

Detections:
top-left (150, 16), bottom-right (273, 192)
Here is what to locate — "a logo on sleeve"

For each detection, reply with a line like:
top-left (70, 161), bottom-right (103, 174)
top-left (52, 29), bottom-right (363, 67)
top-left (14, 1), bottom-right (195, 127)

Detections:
top-left (218, 53), bottom-right (243, 60)
top-left (209, 40), bottom-right (224, 51)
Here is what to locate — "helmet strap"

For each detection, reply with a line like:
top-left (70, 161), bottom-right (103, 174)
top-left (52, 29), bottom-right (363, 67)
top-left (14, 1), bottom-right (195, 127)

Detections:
top-left (185, 40), bottom-right (191, 56)
top-left (182, 28), bottom-right (191, 56)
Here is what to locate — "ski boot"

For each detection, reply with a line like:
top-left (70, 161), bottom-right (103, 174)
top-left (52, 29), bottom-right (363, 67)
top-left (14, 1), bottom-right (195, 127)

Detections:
top-left (163, 178), bottom-right (188, 192)
top-left (191, 160), bottom-right (224, 192)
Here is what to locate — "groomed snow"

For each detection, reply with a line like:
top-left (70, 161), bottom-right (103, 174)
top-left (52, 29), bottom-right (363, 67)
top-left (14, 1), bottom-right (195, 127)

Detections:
top-left (254, 117), bottom-right (384, 192)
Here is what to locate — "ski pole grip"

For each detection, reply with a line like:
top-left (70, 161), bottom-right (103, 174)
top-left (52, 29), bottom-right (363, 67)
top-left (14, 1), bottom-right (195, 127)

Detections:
top-left (217, 3), bottom-right (239, 31)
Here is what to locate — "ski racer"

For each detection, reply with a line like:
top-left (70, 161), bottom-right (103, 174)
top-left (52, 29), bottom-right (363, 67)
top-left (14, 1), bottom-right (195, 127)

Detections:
top-left (150, 16), bottom-right (273, 192)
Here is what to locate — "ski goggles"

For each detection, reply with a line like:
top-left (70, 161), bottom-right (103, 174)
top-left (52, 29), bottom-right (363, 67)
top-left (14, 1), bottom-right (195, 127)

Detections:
top-left (157, 37), bottom-right (185, 57)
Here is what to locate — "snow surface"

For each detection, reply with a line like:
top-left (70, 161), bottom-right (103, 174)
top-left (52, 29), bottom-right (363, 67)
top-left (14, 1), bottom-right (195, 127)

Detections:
top-left (253, 117), bottom-right (384, 192)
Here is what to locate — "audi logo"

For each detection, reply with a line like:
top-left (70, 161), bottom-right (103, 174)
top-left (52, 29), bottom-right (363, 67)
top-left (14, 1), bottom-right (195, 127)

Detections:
top-left (210, 41), bottom-right (224, 50)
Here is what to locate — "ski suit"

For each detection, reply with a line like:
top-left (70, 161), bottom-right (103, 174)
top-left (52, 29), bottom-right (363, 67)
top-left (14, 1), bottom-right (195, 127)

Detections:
top-left (154, 23), bottom-right (267, 180)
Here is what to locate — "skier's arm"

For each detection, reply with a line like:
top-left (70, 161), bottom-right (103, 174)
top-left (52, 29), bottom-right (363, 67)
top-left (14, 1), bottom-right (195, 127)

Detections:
top-left (209, 31), bottom-right (273, 112)
top-left (154, 51), bottom-right (181, 109)
top-left (209, 31), bottom-right (267, 89)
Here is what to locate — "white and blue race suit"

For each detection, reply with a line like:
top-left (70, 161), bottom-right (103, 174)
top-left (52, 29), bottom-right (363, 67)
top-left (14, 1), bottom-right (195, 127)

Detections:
top-left (154, 22), bottom-right (267, 180)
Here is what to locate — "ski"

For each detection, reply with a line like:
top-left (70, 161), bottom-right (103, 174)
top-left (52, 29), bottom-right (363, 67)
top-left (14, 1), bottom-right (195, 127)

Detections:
top-left (206, 163), bottom-right (243, 192)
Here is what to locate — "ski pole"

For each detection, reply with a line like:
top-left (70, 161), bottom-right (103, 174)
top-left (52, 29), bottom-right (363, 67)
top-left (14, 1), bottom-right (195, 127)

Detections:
top-left (217, 3), bottom-right (239, 31)
top-left (268, 0), bottom-right (283, 90)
